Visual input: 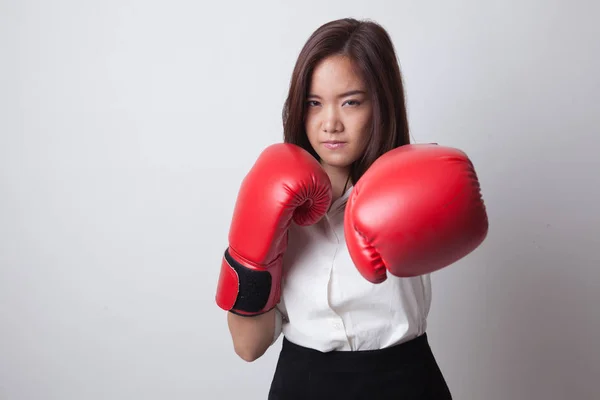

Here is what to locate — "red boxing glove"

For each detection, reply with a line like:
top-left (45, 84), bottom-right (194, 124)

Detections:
top-left (344, 144), bottom-right (488, 283)
top-left (216, 143), bottom-right (332, 315)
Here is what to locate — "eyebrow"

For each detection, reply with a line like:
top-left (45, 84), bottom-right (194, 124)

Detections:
top-left (307, 89), bottom-right (367, 99)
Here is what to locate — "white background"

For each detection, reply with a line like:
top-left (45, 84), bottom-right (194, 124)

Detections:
top-left (2, 0), bottom-right (599, 399)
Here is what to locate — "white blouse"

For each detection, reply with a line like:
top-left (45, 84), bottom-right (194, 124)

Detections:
top-left (272, 186), bottom-right (432, 352)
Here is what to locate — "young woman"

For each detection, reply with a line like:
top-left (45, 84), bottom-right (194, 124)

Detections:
top-left (217, 17), bottom-right (486, 399)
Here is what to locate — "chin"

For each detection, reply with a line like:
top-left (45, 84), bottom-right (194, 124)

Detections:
top-left (319, 155), bottom-right (354, 169)
top-left (313, 144), bottom-right (360, 169)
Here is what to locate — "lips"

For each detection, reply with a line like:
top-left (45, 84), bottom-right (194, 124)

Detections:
top-left (323, 141), bottom-right (346, 150)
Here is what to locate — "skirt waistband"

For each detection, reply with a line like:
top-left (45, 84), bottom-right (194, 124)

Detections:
top-left (280, 333), bottom-right (431, 373)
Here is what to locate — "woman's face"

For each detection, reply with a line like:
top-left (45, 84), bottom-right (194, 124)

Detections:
top-left (305, 55), bottom-right (373, 173)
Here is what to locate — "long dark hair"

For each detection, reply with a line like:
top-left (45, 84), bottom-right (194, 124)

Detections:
top-left (282, 18), bottom-right (410, 183)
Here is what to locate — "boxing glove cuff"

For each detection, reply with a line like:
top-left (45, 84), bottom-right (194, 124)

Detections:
top-left (215, 248), bottom-right (280, 316)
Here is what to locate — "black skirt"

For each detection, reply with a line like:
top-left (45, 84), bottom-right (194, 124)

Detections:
top-left (268, 333), bottom-right (452, 400)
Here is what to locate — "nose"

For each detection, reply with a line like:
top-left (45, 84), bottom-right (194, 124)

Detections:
top-left (322, 106), bottom-right (342, 133)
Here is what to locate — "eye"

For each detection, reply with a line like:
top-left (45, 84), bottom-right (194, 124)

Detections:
top-left (306, 100), bottom-right (320, 107)
top-left (343, 99), bottom-right (361, 106)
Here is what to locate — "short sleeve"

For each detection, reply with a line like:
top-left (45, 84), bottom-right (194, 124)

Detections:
top-left (421, 273), bottom-right (433, 317)
top-left (271, 306), bottom-right (284, 345)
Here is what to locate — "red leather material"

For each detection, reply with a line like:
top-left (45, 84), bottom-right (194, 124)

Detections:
top-left (215, 256), bottom-right (239, 311)
top-left (216, 143), bottom-right (332, 314)
top-left (344, 143), bottom-right (488, 282)
top-left (227, 144), bottom-right (332, 268)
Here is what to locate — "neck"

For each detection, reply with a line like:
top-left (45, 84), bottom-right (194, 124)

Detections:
top-left (322, 165), bottom-right (351, 202)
